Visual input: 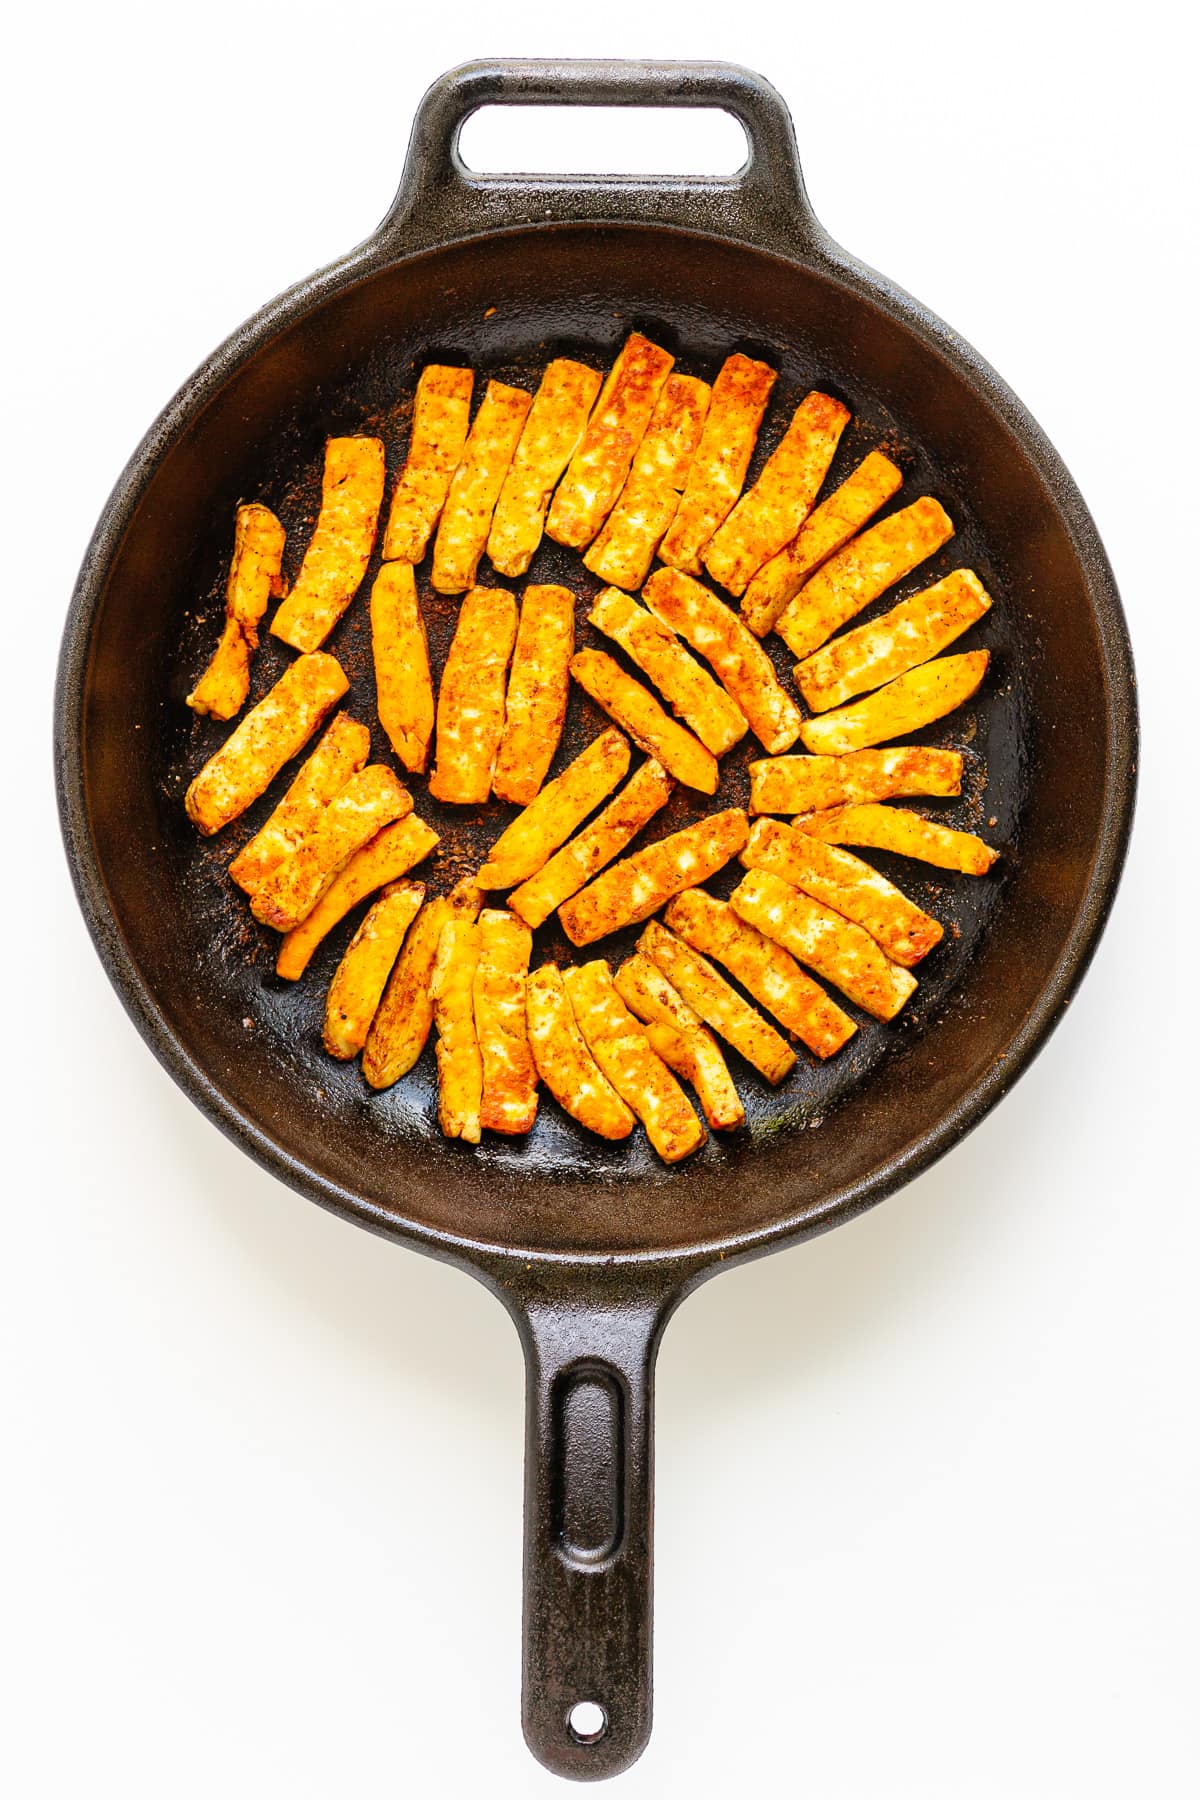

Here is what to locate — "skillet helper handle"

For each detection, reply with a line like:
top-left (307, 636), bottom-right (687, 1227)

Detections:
top-left (377, 58), bottom-right (824, 259)
top-left (513, 1287), bottom-right (673, 1781)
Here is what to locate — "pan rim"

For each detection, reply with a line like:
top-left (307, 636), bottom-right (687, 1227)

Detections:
top-left (54, 216), bottom-right (1138, 1282)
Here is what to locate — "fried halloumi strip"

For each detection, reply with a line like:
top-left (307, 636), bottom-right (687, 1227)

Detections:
top-left (270, 438), bottom-right (386, 652)
top-left (229, 712), bottom-right (370, 895)
top-left (250, 765), bottom-right (412, 932)
top-left (799, 651), bottom-right (990, 755)
top-left (382, 365), bottom-right (474, 563)
top-left (509, 759), bottom-right (673, 929)
top-left (430, 381), bottom-right (533, 593)
top-left (797, 569), bottom-right (992, 713)
top-left (748, 746), bottom-right (964, 815)
top-left (486, 360), bottom-right (603, 576)
top-left (274, 815), bottom-right (440, 981)
top-left (614, 955), bottom-right (743, 1131)
top-left (474, 911), bottom-right (539, 1135)
top-left (569, 648), bottom-right (718, 794)
top-left (361, 878), bottom-right (481, 1085)
top-left (663, 890), bottom-right (855, 1060)
top-left (546, 333), bottom-right (675, 549)
top-left (775, 495), bottom-right (954, 660)
top-left (702, 390), bottom-right (850, 597)
top-left (559, 808), bottom-right (748, 948)
top-left (583, 374), bottom-right (711, 589)
top-left (742, 817), bottom-right (943, 967)
top-left (525, 965), bottom-right (634, 1140)
top-left (187, 504), bottom-right (287, 720)
top-left (658, 353), bottom-right (777, 574)
top-left (637, 919), bottom-right (796, 1083)
top-left (322, 882), bottom-right (426, 1060)
top-left (731, 869), bottom-right (917, 1022)
top-left (370, 561), bottom-right (434, 773)
top-left (428, 586), bottom-right (519, 803)
top-left (563, 961), bottom-right (705, 1162)
top-left (431, 920), bottom-right (484, 1143)
top-left (741, 450), bottom-right (903, 638)
top-left (185, 652), bottom-right (349, 836)
top-left (492, 584), bottom-right (575, 805)
top-left (798, 803), bottom-right (999, 875)
top-left (587, 587), bottom-right (747, 756)
top-left (478, 729), bottom-right (630, 890)
top-left (642, 566), bottom-right (802, 755)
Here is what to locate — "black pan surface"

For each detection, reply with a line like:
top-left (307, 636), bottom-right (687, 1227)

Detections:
top-left (165, 260), bottom-right (1021, 1217)
top-left (57, 61), bottom-right (1136, 1779)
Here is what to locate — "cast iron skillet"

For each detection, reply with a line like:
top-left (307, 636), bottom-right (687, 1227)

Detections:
top-left (55, 59), bottom-right (1136, 1781)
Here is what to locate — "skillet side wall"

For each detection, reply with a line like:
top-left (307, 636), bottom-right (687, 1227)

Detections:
top-left (73, 224), bottom-right (1117, 1258)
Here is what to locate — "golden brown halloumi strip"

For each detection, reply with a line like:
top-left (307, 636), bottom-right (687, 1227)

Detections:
top-left (545, 333), bottom-right (675, 549)
top-left (798, 804), bottom-right (999, 875)
top-left (741, 450), bottom-right (903, 638)
top-left (478, 729), bottom-right (630, 890)
top-left (583, 374), bottom-right (711, 589)
top-left (748, 747), bottom-right (964, 815)
top-left (322, 882), bottom-right (426, 1060)
top-left (731, 869), bottom-right (917, 1022)
top-left (642, 566), bottom-right (802, 755)
top-left (569, 648), bottom-right (718, 794)
top-left (229, 712), bottom-right (370, 895)
top-left (587, 587), bottom-right (748, 757)
top-left (742, 817), bottom-right (943, 967)
top-left (430, 381), bottom-right (533, 593)
top-left (187, 504), bottom-right (287, 720)
top-left (525, 965), bottom-right (634, 1141)
top-left (774, 495), bottom-right (954, 661)
top-left (614, 955), bottom-right (744, 1131)
top-left (509, 759), bottom-right (674, 929)
top-left (362, 878), bottom-right (482, 1086)
top-left (275, 815), bottom-right (440, 981)
top-left (486, 359), bottom-right (603, 576)
top-left (663, 889), bottom-right (855, 1060)
top-left (270, 438), bottom-right (386, 652)
top-left (658, 353), bottom-right (777, 574)
top-left (382, 365), bottom-right (474, 563)
top-left (185, 652), bottom-right (349, 836)
top-left (431, 920), bottom-right (484, 1143)
top-left (799, 651), bottom-right (989, 755)
top-left (797, 569), bottom-right (992, 713)
top-left (428, 586), bottom-right (519, 804)
top-left (492, 585), bottom-right (575, 805)
top-left (563, 961), bottom-right (705, 1163)
top-left (558, 808), bottom-right (749, 947)
top-left (474, 910), bottom-right (539, 1135)
top-left (250, 765), bottom-right (411, 932)
top-left (637, 919), bottom-right (796, 1083)
top-left (370, 561), bottom-right (434, 773)
top-left (702, 390), bottom-right (850, 597)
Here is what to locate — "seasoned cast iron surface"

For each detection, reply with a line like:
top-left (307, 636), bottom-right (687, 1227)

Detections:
top-left (157, 267), bottom-right (1027, 1182)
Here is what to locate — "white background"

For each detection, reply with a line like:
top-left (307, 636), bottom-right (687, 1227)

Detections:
top-left (4, 3), bottom-right (1196, 1795)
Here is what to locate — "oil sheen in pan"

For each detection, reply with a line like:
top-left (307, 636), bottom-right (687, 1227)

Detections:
top-left (164, 325), bottom-right (1027, 1176)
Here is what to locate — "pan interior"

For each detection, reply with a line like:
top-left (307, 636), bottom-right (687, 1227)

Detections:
top-left (77, 224), bottom-right (1111, 1257)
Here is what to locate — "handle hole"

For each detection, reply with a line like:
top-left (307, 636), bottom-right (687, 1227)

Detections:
top-left (568, 1701), bottom-right (609, 1744)
top-left (458, 106), bottom-right (750, 180)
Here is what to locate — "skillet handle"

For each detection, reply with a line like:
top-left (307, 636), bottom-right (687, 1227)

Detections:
top-left (506, 1278), bottom-right (677, 1780)
top-left (376, 59), bottom-right (825, 260)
